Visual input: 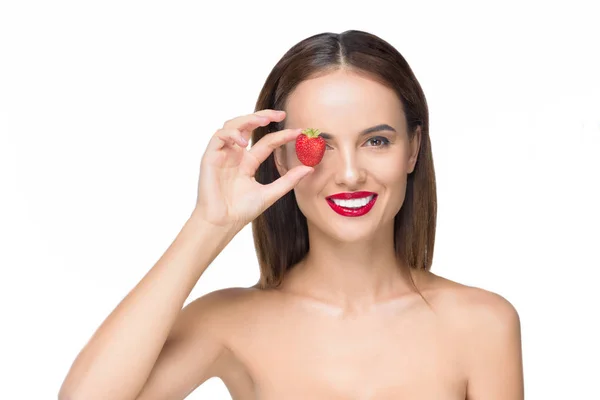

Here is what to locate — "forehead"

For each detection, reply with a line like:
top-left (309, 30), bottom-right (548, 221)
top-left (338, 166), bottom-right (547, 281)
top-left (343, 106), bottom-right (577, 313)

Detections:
top-left (284, 69), bottom-right (405, 129)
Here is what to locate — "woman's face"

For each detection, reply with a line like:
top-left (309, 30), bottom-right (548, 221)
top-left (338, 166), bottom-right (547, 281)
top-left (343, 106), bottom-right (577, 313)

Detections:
top-left (274, 69), bottom-right (421, 243)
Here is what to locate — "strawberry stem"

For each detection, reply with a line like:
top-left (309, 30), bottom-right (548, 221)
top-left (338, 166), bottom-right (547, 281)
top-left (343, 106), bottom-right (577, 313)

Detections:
top-left (301, 128), bottom-right (321, 138)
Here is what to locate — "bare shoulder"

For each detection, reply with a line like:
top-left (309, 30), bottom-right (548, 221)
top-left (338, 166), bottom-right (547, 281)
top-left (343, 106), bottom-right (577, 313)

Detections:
top-left (180, 286), bottom-right (266, 397)
top-left (422, 272), bottom-right (524, 398)
top-left (187, 285), bottom-right (256, 308)
top-left (163, 286), bottom-right (261, 364)
top-left (132, 287), bottom-right (261, 400)
top-left (180, 286), bottom-right (260, 329)
top-left (180, 284), bottom-right (274, 357)
top-left (428, 273), bottom-right (520, 332)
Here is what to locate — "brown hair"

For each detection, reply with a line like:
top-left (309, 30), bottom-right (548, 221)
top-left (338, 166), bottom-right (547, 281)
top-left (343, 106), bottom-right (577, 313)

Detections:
top-left (251, 30), bottom-right (436, 291)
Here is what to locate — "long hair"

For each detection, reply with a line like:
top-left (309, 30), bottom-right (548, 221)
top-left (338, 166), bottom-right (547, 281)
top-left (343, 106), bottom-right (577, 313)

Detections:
top-left (251, 30), bottom-right (436, 290)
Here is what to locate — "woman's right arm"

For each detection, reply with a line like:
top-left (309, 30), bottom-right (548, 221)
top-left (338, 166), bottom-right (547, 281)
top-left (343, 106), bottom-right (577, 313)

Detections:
top-left (58, 109), bottom-right (313, 400)
top-left (58, 215), bottom-right (238, 400)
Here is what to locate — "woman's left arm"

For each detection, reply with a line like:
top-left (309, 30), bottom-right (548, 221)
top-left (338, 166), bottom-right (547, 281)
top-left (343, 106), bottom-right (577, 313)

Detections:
top-left (462, 290), bottom-right (524, 400)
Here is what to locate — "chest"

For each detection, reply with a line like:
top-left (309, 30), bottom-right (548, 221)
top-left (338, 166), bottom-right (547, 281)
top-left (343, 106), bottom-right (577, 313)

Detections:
top-left (223, 304), bottom-right (467, 399)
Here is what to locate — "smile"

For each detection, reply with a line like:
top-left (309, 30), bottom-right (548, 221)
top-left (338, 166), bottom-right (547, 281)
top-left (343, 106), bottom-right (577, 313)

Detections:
top-left (330, 195), bottom-right (374, 208)
top-left (326, 194), bottom-right (377, 217)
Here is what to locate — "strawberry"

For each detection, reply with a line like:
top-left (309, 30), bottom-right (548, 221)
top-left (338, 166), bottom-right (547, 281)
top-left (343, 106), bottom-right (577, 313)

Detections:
top-left (295, 128), bottom-right (325, 167)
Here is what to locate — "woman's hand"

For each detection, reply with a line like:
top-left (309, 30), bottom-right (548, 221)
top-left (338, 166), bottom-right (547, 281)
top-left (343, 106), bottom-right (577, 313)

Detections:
top-left (194, 109), bottom-right (313, 232)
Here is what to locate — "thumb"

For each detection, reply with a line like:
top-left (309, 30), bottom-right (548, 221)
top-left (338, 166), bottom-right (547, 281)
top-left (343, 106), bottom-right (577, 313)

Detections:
top-left (262, 165), bottom-right (314, 206)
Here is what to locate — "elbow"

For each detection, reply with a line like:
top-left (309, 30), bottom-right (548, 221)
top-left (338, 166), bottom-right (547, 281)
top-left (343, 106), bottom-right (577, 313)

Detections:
top-left (58, 382), bottom-right (76, 400)
top-left (58, 379), bottom-right (91, 400)
top-left (58, 381), bottom-right (138, 400)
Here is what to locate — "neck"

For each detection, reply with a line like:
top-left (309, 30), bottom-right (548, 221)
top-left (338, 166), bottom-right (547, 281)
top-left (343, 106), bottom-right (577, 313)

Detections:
top-left (282, 219), bottom-right (423, 312)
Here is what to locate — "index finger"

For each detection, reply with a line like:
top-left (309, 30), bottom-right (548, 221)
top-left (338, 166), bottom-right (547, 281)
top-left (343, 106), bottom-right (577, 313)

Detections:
top-left (223, 109), bottom-right (286, 134)
top-left (243, 128), bottom-right (303, 172)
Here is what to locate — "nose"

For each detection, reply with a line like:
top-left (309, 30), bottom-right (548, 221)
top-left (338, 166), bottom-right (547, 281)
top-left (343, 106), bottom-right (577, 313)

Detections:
top-left (333, 149), bottom-right (367, 189)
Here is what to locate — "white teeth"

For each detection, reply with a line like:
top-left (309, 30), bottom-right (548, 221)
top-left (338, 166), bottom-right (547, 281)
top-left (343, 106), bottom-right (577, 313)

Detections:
top-left (331, 195), bottom-right (374, 208)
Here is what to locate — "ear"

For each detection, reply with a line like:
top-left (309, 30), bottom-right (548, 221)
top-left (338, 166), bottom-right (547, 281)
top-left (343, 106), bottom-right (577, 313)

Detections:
top-left (407, 125), bottom-right (421, 174)
top-left (273, 144), bottom-right (289, 177)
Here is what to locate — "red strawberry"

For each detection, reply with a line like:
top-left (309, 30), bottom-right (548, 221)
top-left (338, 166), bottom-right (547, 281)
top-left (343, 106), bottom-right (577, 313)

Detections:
top-left (295, 128), bottom-right (325, 167)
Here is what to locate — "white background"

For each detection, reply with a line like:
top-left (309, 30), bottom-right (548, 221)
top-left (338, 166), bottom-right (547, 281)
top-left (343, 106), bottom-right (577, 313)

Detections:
top-left (1, 0), bottom-right (599, 398)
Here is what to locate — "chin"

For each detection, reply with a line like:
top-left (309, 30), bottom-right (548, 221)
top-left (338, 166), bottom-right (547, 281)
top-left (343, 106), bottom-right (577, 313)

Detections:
top-left (299, 195), bottom-right (398, 241)
top-left (330, 229), bottom-right (376, 244)
top-left (310, 217), bottom-right (382, 244)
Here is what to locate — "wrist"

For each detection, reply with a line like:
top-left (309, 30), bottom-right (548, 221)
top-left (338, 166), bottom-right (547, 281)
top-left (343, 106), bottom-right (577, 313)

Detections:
top-left (187, 209), bottom-right (241, 238)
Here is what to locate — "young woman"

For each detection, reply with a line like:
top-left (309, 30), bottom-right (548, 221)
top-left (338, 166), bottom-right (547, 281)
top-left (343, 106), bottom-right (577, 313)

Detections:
top-left (60, 30), bottom-right (524, 400)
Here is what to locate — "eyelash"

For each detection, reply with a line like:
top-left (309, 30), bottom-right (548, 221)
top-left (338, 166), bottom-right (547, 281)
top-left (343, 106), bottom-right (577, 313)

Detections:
top-left (366, 136), bottom-right (390, 148)
top-left (325, 136), bottom-right (391, 150)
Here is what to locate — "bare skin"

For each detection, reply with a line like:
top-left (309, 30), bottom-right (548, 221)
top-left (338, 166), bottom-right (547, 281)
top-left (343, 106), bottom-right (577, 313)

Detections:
top-left (60, 70), bottom-right (523, 400)
top-left (135, 265), bottom-right (522, 400)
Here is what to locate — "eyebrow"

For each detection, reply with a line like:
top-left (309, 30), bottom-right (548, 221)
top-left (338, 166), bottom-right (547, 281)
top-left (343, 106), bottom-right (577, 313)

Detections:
top-left (318, 124), bottom-right (397, 140)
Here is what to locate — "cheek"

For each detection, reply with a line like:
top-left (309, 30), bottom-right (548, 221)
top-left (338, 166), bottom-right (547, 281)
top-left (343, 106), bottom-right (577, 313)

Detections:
top-left (285, 145), bottom-right (302, 167)
top-left (292, 174), bottom-right (327, 217)
top-left (292, 186), bottom-right (317, 220)
top-left (379, 172), bottom-right (408, 196)
top-left (367, 156), bottom-right (410, 198)
top-left (293, 171), bottom-right (322, 198)
top-left (365, 153), bottom-right (410, 179)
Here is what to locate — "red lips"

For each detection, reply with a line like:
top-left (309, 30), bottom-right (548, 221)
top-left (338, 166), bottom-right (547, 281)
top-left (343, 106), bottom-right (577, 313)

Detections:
top-left (326, 191), bottom-right (377, 200)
